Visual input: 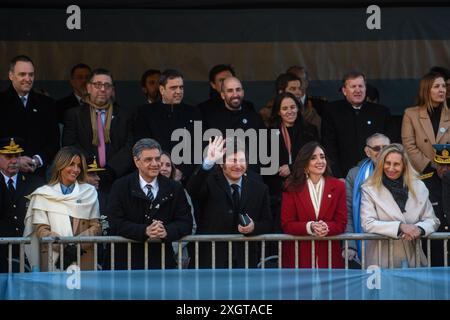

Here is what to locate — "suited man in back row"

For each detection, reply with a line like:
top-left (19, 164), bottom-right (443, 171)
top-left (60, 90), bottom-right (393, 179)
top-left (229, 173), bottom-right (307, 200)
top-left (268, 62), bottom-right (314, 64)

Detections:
top-left (0, 55), bottom-right (59, 176)
top-left (321, 71), bottom-right (395, 178)
top-left (62, 68), bottom-right (133, 192)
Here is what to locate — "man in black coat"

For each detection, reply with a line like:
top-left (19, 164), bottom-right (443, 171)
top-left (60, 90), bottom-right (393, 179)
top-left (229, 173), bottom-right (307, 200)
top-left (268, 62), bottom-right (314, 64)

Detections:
top-left (0, 55), bottom-right (59, 176)
top-left (422, 144), bottom-right (450, 266)
top-left (321, 71), bottom-right (395, 178)
top-left (187, 136), bottom-right (272, 268)
top-left (202, 76), bottom-right (266, 174)
top-left (54, 63), bottom-right (91, 124)
top-left (197, 64), bottom-right (255, 115)
top-left (0, 137), bottom-right (44, 272)
top-left (106, 138), bottom-right (192, 269)
top-left (133, 69), bottom-right (203, 183)
top-left (62, 68), bottom-right (133, 192)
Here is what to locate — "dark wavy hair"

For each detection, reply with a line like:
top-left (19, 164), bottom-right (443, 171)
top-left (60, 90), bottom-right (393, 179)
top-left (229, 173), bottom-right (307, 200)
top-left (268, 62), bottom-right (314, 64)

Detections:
top-left (270, 92), bottom-right (302, 128)
top-left (285, 141), bottom-right (332, 192)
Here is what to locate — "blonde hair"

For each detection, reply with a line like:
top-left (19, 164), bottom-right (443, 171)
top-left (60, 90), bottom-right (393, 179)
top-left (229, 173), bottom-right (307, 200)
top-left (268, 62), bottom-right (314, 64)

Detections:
top-left (416, 72), bottom-right (448, 114)
top-left (366, 143), bottom-right (418, 198)
top-left (48, 147), bottom-right (88, 186)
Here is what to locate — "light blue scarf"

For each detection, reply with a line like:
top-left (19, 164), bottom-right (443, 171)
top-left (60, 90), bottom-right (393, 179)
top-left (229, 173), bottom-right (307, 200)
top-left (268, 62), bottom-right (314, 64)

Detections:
top-left (352, 158), bottom-right (374, 259)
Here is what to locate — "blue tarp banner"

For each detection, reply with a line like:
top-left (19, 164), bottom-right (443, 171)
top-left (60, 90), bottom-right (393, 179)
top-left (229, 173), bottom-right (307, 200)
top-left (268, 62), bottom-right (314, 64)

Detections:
top-left (1, 268), bottom-right (449, 300)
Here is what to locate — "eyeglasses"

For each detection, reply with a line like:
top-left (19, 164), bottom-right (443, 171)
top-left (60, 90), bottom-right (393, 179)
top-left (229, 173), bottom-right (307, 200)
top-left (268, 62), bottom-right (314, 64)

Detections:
top-left (366, 145), bottom-right (387, 152)
top-left (90, 82), bottom-right (114, 90)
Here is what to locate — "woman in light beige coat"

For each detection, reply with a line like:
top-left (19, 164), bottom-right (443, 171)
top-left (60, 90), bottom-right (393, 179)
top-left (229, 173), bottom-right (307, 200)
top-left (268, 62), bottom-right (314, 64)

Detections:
top-left (361, 144), bottom-right (440, 268)
top-left (24, 147), bottom-right (101, 271)
top-left (402, 72), bottom-right (449, 174)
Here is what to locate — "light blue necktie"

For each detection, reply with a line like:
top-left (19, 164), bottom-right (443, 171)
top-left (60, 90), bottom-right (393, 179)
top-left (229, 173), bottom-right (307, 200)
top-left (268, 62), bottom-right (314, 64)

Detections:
top-left (21, 96), bottom-right (27, 107)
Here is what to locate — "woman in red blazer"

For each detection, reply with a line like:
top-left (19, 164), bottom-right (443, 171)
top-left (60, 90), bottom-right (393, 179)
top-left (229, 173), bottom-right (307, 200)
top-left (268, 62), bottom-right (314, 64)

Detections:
top-left (281, 141), bottom-right (347, 268)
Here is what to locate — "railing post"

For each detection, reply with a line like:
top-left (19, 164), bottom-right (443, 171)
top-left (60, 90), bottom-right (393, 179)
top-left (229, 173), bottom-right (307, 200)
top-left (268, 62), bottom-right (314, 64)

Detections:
top-left (344, 240), bottom-right (348, 270)
top-left (415, 240), bottom-right (421, 268)
top-left (388, 239), bottom-right (394, 269)
top-left (278, 241), bottom-right (282, 269)
top-left (228, 241), bottom-right (232, 269)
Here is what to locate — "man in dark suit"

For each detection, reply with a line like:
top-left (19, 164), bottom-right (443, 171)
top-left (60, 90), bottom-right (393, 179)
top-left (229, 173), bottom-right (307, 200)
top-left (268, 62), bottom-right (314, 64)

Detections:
top-left (421, 144), bottom-right (450, 266)
top-left (202, 76), bottom-right (266, 173)
top-left (286, 65), bottom-right (328, 118)
top-left (187, 136), bottom-right (272, 268)
top-left (133, 69), bottom-right (202, 183)
top-left (0, 55), bottom-right (59, 176)
top-left (140, 69), bottom-right (161, 105)
top-left (106, 138), bottom-right (193, 269)
top-left (54, 63), bottom-right (91, 124)
top-left (62, 68), bottom-right (133, 192)
top-left (321, 71), bottom-right (395, 178)
top-left (0, 137), bottom-right (44, 272)
top-left (197, 64), bottom-right (255, 115)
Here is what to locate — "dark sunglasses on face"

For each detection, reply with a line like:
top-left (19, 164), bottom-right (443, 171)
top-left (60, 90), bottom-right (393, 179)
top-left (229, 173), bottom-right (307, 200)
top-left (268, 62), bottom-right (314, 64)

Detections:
top-left (366, 145), bottom-right (387, 152)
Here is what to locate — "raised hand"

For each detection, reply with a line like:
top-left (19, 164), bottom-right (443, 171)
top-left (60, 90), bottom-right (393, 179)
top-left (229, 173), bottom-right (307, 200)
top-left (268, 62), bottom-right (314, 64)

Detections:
top-left (206, 136), bottom-right (226, 164)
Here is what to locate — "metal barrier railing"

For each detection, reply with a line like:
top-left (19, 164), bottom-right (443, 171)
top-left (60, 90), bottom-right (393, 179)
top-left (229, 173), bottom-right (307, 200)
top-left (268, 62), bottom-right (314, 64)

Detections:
top-left (2, 233), bottom-right (449, 272)
top-left (0, 237), bottom-right (30, 273)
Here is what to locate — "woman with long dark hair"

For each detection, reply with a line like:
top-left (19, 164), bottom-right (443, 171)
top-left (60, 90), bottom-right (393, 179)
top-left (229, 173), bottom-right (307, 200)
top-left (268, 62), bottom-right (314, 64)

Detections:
top-left (281, 141), bottom-right (347, 268)
top-left (264, 92), bottom-right (318, 233)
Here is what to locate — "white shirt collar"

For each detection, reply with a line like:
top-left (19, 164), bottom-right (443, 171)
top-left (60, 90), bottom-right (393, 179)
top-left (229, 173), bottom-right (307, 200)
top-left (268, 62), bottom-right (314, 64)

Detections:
top-left (300, 94), bottom-right (306, 105)
top-left (139, 174), bottom-right (159, 194)
top-left (74, 93), bottom-right (83, 104)
top-left (225, 176), bottom-right (243, 189)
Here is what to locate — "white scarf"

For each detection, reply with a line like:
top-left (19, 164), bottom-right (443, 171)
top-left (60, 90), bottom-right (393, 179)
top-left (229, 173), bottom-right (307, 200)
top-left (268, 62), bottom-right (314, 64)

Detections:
top-left (307, 177), bottom-right (324, 219)
top-left (23, 182), bottom-right (99, 269)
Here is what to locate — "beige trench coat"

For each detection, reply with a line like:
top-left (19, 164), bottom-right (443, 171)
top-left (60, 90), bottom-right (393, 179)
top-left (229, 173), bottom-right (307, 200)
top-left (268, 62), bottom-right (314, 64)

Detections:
top-left (361, 179), bottom-right (440, 268)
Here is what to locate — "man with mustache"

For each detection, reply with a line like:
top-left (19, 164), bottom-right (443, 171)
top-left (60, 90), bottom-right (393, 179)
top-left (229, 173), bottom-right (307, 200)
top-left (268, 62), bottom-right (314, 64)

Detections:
top-left (0, 137), bottom-right (44, 272)
top-left (0, 55), bottom-right (59, 176)
top-left (321, 71), bottom-right (395, 178)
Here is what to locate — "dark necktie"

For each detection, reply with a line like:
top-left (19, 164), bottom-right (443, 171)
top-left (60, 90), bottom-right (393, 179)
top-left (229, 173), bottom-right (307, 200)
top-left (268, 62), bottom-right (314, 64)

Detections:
top-left (7, 178), bottom-right (16, 198)
top-left (231, 184), bottom-right (240, 214)
top-left (146, 184), bottom-right (154, 202)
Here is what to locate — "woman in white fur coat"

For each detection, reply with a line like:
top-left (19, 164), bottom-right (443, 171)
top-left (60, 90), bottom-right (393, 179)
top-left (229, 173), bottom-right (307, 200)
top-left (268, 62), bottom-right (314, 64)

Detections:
top-left (24, 147), bottom-right (101, 271)
top-left (361, 143), bottom-right (440, 268)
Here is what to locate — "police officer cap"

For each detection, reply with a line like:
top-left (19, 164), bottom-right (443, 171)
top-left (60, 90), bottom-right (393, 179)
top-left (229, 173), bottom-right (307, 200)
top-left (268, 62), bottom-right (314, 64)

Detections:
top-left (433, 144), bottom-right (450, 164)
top-left (0, 137), bottom-right (24, 155)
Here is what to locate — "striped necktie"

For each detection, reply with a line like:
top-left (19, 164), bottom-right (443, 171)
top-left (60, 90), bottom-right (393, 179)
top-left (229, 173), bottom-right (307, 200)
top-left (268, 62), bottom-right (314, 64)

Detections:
top-left (146, 184), bottom-right (154, 202)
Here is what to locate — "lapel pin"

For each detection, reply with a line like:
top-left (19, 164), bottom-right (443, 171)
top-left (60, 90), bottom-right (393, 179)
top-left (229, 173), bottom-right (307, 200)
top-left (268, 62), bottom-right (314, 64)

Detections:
top-left (367, 120), bottom-right (372, 125)
top-left (440, 127), bottom-right (446, 133)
